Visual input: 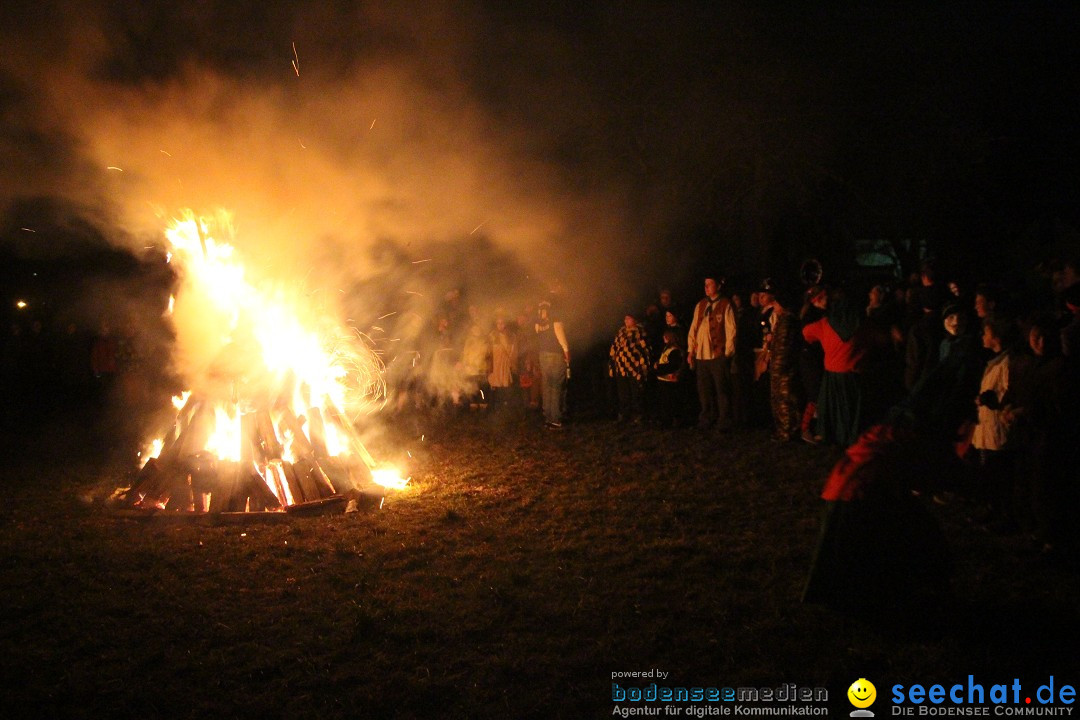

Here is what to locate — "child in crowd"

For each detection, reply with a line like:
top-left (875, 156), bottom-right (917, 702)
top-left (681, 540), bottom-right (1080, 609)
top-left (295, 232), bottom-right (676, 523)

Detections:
top-left (654, 329), bottom-right (687, 427)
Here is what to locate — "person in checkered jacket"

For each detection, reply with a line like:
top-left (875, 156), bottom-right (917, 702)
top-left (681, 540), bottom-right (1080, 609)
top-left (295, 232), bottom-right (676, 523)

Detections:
top-left (609, 313), bottom-right (651, 423)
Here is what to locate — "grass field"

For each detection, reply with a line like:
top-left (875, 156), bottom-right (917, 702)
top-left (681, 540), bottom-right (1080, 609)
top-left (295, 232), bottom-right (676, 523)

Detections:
top-left (1, 409), bottom-right (1077, 719)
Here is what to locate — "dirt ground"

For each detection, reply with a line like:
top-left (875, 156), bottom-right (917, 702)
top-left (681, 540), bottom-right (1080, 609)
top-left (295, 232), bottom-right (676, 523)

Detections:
top-left (1, 410), bottom-right (1077, 719)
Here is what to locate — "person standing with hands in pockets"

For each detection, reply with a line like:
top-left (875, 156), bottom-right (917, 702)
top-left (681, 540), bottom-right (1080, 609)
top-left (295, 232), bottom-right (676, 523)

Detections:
top-left (687, 275), bottom-right (737, 431)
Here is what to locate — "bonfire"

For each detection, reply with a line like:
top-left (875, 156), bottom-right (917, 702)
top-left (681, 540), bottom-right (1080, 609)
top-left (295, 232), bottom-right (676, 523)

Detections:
top-left (115, 212), bottom-right (407, 514)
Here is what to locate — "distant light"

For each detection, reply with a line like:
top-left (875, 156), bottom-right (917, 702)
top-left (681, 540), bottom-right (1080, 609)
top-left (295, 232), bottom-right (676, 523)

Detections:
top-left (15, 300), bottom-right (27, 310)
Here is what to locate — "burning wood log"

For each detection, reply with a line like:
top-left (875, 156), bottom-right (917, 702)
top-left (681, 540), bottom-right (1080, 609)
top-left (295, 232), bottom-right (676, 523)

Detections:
top-left (325, 403), bottom-right (377, 470)
top-left (255, 409), bottom-right (283, 460)
top-left (281, 461), bottom-right (307, 504)
top-left (285, 496), bottom-right (347, 516)
top-left (344, 456), bottom-right (374, 488)
top-left (161, 401), bottom-right (212, 467)
top-left (300, 456), bottom-right (338, 498)
top-left (240, 412), bottom-right (256, 465)
top-left (307, 407), bottom-right (330, 460)
top-left (209, 461), bottom-right (239, 513)
top-left (244, 468), bottom-right (282, 511)
top-left (158, 394), bottom-right (199, 453)
top-left (276, 408), bottom-right (338, 496)
top-left (126, 457), bottom-right (162, 502)
top-left (141, 467), bottom-right (186, 510)
top-left (264, 460), bottom-right (293, 506)
top-left (292, 456), bottom-right (323, 500)
top-left (279, 409), bottom-right (315, 461)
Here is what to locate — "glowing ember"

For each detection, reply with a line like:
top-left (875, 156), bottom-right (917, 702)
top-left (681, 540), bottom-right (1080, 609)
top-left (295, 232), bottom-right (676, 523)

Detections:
top-left (371, 466), bottom-right (410, 491)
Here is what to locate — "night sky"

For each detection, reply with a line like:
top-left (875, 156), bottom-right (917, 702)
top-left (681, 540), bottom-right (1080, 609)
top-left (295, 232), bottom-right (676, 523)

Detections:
top-left (2, 1), bottom-right (1079, 333)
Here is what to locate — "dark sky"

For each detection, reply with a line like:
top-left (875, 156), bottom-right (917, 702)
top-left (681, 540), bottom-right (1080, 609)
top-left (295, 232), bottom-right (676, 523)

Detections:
top-left (2, 1), bottom-right (1079, 324)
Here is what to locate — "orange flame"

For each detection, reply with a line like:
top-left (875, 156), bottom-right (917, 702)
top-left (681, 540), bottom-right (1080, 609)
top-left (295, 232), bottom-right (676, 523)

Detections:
top-left (135, 211), bottom-right (405, 507)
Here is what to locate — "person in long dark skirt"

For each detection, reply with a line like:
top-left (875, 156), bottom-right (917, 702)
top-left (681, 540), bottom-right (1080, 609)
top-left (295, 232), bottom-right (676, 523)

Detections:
top-left (801, 287), bottom-right (867, 447)
top-left (802, 309), bottom-right (990, 613)
top-left (802, 424), bottom-right (954, 613)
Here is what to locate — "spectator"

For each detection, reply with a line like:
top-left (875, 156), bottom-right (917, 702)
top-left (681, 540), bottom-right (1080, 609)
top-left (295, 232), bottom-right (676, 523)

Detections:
top-left (974, 283), bottom-right (1000, 321)
top-left (798, 286), bottom-right (827, 443)
top-left (516, 310), bottom-right (541, 411)
top-left (654, 328), bottom-right (688, 428)
top-left (460, 322), bottom-right (491, 410)
top-left (1010, 316), bottom-right (1069, 552)
top-left (535, 300), bottom-right (570, 429)
top-left (488, 315), bottom-right (518, 412)
top-left (801, 287), bottom-right (867, 447)
top-left (658, 288), bottom-right (683, 327)
top-left (760, 280), bottom-right (800, 442)
top-left (687, 275), bottom-right (736, 431)
top-left (609, 314), bottom-right (650, 424)
top-left (971, 313), bottom-right (1018, 530)
top-left (730, 290), bottom-right (755, 429)
top-left (904, 289), bottom-right (942, 391)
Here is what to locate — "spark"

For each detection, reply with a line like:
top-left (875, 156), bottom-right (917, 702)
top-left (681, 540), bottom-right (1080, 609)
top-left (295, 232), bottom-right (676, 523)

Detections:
top-left (299, 139), bottom-right (307, 149)
top-left (160, 150), bottom-right (172, 157)
top-left (379, 497), bottom-right (385, 510)
top-left (411, 258), bottom-right (432, 264)
top-left (291, 42), bottom-right (300, 76)
top-left (370, 325), bottom-right (384, 332)
top-left (404, 291), bottom-right (423, 296)
top-left (370, 119), bottom-right (376, 130)
top-left (107, 166), bottom-right (123, 172)
top-left (15, 300), bottom-right (27, 309)
top-left (19, 228), bottom-right (35, 233)
top-left (377, 312), bottom-right (397, 320)
top-left (470, 222), bottom-right (486, 235)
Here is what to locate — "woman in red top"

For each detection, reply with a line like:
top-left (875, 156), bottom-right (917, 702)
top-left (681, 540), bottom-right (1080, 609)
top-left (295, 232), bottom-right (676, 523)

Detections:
top-left (802, 287), bottom-right (867, 447)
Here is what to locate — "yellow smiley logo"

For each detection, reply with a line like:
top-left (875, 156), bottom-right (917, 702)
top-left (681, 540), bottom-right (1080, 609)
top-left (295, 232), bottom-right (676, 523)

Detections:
top-left (848, 678), bottom-right (877, 708)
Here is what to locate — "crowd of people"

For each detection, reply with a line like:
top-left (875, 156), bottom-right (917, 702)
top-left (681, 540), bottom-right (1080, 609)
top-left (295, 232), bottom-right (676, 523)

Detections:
top-left (650, 262), bottom-right (1077, 550)
top-left (391, 289), bottom-right (572, 429)
top-left (398, 257), bottom-right (1079, 575)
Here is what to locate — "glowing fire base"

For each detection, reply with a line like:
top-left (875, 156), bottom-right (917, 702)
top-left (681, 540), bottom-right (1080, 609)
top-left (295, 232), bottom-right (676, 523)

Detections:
top-left (116, 394), bottom-right (383, 514)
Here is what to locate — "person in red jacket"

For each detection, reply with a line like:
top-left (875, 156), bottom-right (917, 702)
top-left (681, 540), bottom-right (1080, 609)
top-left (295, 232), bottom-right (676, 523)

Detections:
top-left (801, 287), bottom-right (867, 447)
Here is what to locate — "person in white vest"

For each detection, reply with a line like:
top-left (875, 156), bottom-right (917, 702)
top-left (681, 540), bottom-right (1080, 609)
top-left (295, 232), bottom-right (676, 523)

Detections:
top-left (687, 275), bottom-right (737, 431)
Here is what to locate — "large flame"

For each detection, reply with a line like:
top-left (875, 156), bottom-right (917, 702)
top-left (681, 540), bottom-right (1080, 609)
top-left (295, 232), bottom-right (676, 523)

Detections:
top-left (135, 211), bottom-right (408, 509)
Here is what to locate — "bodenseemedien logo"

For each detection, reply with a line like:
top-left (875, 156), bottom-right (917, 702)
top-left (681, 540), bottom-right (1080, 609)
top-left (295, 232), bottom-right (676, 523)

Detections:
top-left (849, 679), bottom-right (877, 717)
